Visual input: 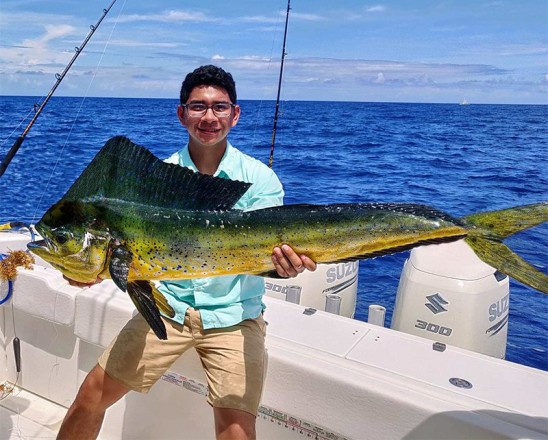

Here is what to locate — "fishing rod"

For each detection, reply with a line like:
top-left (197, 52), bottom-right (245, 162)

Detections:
top-left (268, 0), bottom-right (291, 169)
top-left (0, 0), bottom-right (118, 178)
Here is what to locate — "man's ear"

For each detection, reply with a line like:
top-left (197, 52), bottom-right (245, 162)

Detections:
top-left (177, 105), bottom-right (187, 126)
top-left (231, 104), bottom-right (241, 128)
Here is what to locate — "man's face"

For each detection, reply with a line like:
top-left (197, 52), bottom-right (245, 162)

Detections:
top-left (178, 85), bottom-right (240, 148)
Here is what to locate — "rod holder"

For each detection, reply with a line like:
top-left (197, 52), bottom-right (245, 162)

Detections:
top-left (325, 294), bottom-right (342, 315)
top-left (368, 305), bottom-right (386, 327)
top-left (285, 285), bottom-right (301, 304)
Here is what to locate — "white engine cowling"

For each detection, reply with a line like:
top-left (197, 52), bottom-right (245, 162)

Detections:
top-left (391, 240), bottom-right (509, 358)
top-left (264, 261), bottom-right (358, 318)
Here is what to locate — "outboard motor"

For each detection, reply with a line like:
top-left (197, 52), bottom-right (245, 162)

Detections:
top-left (264, 262), bottom-right (359, 318)
top-left (391, 240), bottom-right (509, 358)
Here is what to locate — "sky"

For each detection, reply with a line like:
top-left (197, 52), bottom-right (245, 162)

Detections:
top-left (0, 1), bottom-right (546, 104)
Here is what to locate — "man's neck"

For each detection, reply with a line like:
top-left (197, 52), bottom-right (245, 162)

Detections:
top-left (188, 140), bottom-right (227, 175)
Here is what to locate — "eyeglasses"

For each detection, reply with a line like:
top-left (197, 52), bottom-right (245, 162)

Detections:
top-left (181, 102), bottom-right (235, 118)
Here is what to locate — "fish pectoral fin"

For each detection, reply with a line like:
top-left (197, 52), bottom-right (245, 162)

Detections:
top-left (127, 281), bottom-right (168, 340)
top-left (109, 246), bottom-right (132, 292)
top-left (150, 283), bottom-right (175, 318)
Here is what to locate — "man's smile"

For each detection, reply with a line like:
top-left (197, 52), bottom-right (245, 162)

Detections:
top-left (199, 127), bottom-right (220, 132)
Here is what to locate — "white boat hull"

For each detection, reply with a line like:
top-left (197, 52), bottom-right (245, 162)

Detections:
top-left (1, 230), bottom-right (547, 439)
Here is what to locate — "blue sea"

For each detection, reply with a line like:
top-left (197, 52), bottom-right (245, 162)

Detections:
top-left (1, 96), bottom-right (547, 370)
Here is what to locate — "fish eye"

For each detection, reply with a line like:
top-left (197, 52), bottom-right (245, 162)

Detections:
top-left (54, 231), bottom-right (71, 245)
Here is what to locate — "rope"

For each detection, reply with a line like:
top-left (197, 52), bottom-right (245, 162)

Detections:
top-left (0, 254), bottom-right (14, 305)
top-left (0, 222), bottom-right (36, 400)
top-left (0, 222), bottom-right (36, 305)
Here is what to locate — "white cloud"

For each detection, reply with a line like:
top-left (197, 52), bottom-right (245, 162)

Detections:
top-left (365, 5), bottom-right (386, 13)
top-left (497, 44), bottom-right (548, 57)
top-left (41, 24), bottom-right (76, 42)
top-left (276, 57), bottom-right (513, 94)
top-left (114, 10), bottom-right (215, 24)
top-left (239, 11), bottom-right (324, 24)
top-left (0, 24), bottom-right (78, 72)
top-left (0, 4), bottom-right (543, 104)
top-left (374, 72), bottom-right (386, 84)
top-left (289, 12), bottom-right (325, 21)
top-left (103, 39), bottom-right (178, 49)
top-left (114, 9), bottom-right (324, 26)
top-left (241, 15), bottom-right (278, 24)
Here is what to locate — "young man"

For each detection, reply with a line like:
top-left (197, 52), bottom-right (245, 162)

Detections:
top-left (57, 65), bottom-right (316, 440)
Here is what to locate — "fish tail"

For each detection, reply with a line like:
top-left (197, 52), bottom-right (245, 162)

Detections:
top-left (462, 203), bottom-right (548, 294)
top-left (462, 202), bottom-right (547, 238)
top-left (465, 236), bottom-right (547, 293)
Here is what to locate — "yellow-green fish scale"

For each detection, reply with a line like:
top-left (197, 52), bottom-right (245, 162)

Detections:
top-left (117, 203), bottom-right (468, 280)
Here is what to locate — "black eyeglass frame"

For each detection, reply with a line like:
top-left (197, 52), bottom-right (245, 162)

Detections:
top-left (180, 102), bottom-right (236, 118)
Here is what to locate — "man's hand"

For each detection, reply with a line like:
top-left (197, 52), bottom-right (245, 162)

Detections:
top-left (271, 244), bottom-right (317, 278)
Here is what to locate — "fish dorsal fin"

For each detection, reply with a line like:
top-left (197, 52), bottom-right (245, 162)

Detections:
top-left (64, 136), bottom-right (251, 211)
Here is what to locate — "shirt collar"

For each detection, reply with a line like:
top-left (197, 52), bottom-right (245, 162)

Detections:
top-left (180, 142), bottom-right (235, 179)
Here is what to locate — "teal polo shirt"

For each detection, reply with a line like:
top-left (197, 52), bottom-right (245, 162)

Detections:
top-left (157, 142), bottom-right (284, 329)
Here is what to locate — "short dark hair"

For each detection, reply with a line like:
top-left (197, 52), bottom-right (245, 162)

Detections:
top-left (180, 65), bottom-right (237, 104)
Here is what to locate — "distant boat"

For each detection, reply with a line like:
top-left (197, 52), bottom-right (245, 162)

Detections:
top-left (460, 98), bottom-right (470, 105)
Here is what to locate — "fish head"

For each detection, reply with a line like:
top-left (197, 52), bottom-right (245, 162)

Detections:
top-left (28, 200), bottom-right (112, 283)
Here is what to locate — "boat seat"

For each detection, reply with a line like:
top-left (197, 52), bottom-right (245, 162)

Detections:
top-left (10, 266), bottom-right (79, 326)
top-left (75, 280), bottom-right (136, 347)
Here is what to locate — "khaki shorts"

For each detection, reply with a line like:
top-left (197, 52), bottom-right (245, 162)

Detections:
top-left (98, 308), bottom-right (267, 416)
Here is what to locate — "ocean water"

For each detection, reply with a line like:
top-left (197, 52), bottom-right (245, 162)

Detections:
top-left (0, 96), bottom-right (547, 370)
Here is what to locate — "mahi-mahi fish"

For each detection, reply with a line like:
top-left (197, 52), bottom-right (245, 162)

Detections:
top-left (27, 136), bottom-right (548, 339)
